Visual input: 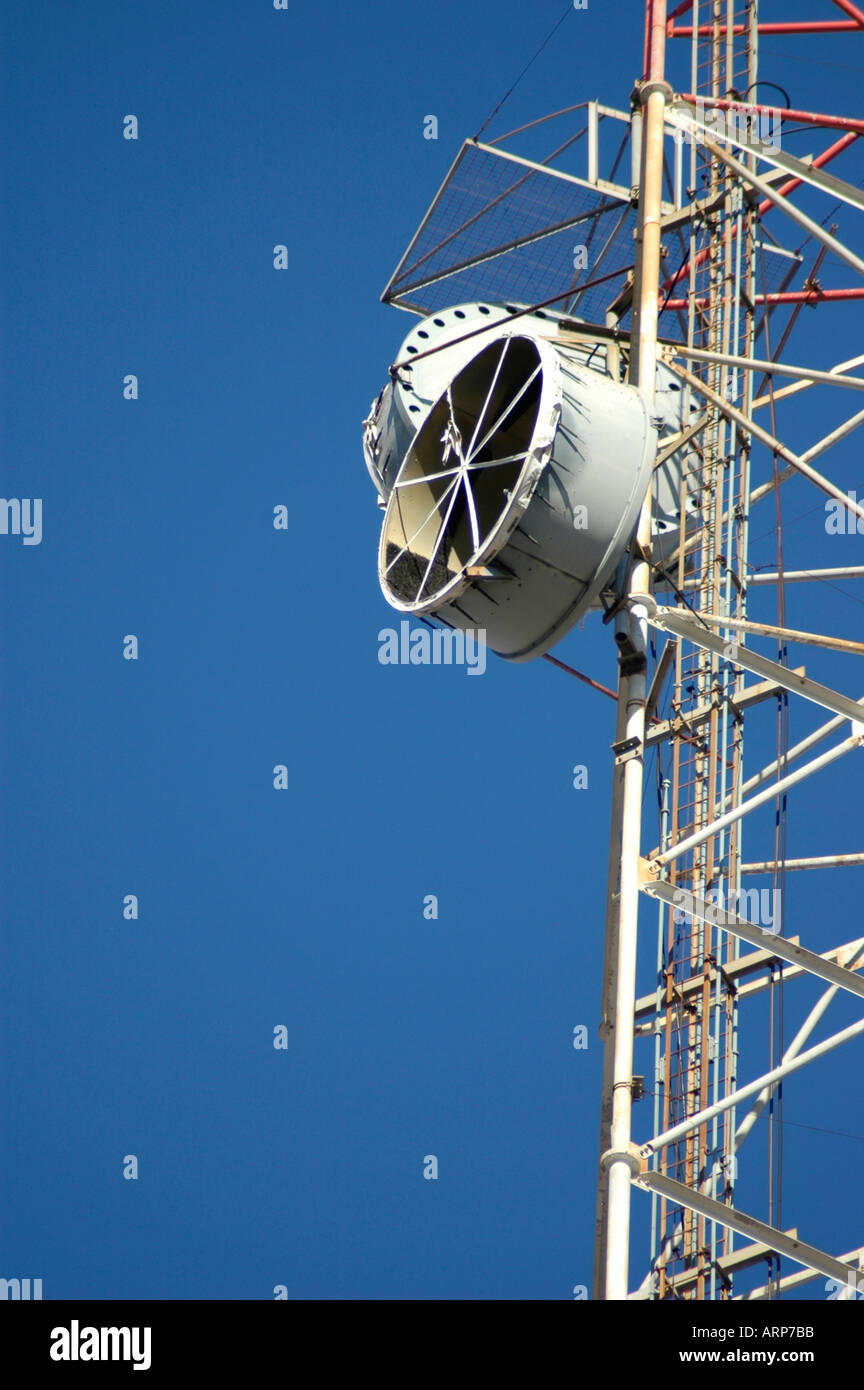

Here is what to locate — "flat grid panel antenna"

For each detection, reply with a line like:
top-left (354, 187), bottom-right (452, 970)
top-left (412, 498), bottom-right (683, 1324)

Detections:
top-left (363, 0), bottom-right (864, 1300)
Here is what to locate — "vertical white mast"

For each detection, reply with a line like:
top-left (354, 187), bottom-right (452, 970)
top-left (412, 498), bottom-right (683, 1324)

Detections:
top-left (598, 0), bottom-right (669, 1302)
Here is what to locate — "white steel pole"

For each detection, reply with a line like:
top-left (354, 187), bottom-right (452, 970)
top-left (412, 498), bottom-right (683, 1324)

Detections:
top-left (748, 567), bottom-right (864, 584)
top-left (694, 612), bottom-right (864, 656)
top-left (591, 641), bottom-right (629, 1298)
top-left (741, 853), bottom-right (864, 872)
top-left (601, 0), bottom-right (668, 1303)
top-left (751, 352), bottom-right (864, 410)
top-left (669, 344), bottom-right (864, 393)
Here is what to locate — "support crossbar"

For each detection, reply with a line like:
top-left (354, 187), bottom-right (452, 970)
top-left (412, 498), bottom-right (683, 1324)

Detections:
top-left (640, 878), bottom-right (864, 1002)
top-left (633, 1170), bottom-right (864, 1288)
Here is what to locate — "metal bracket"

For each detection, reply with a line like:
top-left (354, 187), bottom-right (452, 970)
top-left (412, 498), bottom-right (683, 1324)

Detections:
top-left (612, 735), bottom-right (643, 765)
top-left (600, 1142), bottom-right (644, 1177)
top-left (615, 627), bottom-right (647, 677)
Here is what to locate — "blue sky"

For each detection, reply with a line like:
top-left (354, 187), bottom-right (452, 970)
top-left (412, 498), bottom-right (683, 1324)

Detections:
top-left (1, 0), bottom-right (863, 1300)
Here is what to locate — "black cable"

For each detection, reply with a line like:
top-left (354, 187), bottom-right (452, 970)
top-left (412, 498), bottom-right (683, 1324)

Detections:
top-left (659, 244), bottom-right (697, 315)
top-left (473, 2), bottom-right (574, 141)
top-left (746, 80), bottom-right (793, 111)
top-left (761, 45), bottom-right (864, 75)
top-left (784, 1119), bottom-right (864, 1144)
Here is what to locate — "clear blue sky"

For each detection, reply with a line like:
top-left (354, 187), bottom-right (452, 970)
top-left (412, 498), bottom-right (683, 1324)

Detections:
top-left (1, 0), bottom-right (862, 1300)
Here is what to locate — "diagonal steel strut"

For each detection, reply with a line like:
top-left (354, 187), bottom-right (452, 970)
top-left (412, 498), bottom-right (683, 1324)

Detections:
top-left (638, 594), bottom-right (864, 725)
top-left (640, 877), bottom-right (864, 1002)
top-left (633, 1170), bottom-right (864, 1288)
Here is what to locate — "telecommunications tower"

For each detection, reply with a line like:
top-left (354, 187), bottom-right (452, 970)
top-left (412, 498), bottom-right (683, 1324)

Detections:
top-left (363, 0), bottom-right (864, 1299)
